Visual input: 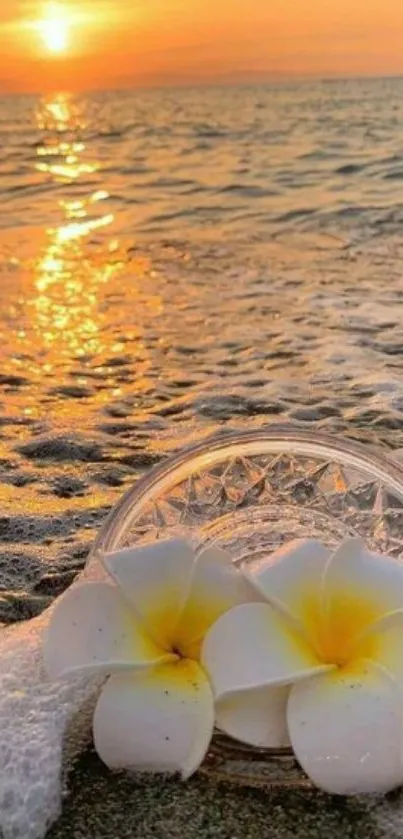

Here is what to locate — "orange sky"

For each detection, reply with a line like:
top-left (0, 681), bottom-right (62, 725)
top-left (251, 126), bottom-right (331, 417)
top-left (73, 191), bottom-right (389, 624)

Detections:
top-left (1, 0), bottom-right (403, 92)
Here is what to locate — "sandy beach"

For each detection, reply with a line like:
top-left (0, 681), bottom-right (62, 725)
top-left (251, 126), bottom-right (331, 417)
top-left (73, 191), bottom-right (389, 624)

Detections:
top-left (47, 749), bottom-right (403, 839)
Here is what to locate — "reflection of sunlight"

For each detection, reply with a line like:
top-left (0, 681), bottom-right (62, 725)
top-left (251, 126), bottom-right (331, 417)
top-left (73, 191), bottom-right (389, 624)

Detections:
top-left (36, 157), bottom-right (96, 180)
top-left (55, 213), bottom-right (114, 244)
top-left (31, 93), bottom-right (121, 358)
top-left (36, 93), bottom-right (76, 130)
top-left (34, 219), bottom-right (118, 356)
top-left (35, 94), bottom-right (98, 180)
top-left (44, 98), bottom-right (70, 123)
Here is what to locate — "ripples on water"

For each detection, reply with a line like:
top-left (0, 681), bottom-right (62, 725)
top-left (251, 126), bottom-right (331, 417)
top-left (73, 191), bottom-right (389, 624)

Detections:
top-left (0, 78), bottom-right (402, 605)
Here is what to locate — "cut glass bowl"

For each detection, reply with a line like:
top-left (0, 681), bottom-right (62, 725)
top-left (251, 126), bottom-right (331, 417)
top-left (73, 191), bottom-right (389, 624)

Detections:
top-left (90, 428), bottom-right (403, 790)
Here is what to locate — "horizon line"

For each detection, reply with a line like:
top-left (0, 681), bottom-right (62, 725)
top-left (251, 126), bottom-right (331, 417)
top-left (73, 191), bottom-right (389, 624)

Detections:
top-left (1, 71), bottom-right (403, 99)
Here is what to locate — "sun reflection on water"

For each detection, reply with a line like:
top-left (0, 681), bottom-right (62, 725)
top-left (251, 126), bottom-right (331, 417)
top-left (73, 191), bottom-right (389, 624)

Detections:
top-left (35, 95), bottom-right (97, 179)
top-left (32, 93), bottom-right (121, 359)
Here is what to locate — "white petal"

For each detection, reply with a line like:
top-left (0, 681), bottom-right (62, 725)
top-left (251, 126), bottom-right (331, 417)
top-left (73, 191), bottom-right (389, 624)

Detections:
top-left (216, 685), bottom-right (290, 748)
top-left (323, 537), bottom-right (403, 635)
top-left (93, 660), bottom-right (214, 779)
top-left (245, 539), bottom-right (329, 641)
top-left (103, 539), bottom-right (195, 649)
top-left (358, 608), bottom-right (403, 684)
top-left (174, 545), bottom-right (257, 659)
top-left (202, 603), bottom-right (333, 701)
top-left (288, 660), bottom-right (403, 795)
top-left (43, 582), bottom-right (172, 679)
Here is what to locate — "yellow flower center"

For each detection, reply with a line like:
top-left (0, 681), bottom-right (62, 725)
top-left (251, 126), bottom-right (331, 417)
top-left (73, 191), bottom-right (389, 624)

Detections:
top-left (169, 635), bottom-right (202, 663)
top-left (162, 593), bottom-right (233, 663)
top-left (300, 587), bottom-right (381, 668)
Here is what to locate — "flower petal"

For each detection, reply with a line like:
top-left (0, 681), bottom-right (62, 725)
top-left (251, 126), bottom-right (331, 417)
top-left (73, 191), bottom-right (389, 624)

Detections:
top-left (93, 659), bottom-right (214, 779)
top-left (202, 603), bottom-right (333, 701)
top-left (216, 685), bottom-right (290, 748)
top-left (245, 539), bottom-right (330, 642)
top-left (358, 608), bottom-right (403, 684)
top-left (174, 545), bottom-right (257, 659)
top-left (43, 582), bottom-right (172, 679)
top-left (323, 537), bottom-right (403, 638)
top-left (103, 539), bottom-right (195, 649)
top-left (288, 660), bottom-right (403, 795)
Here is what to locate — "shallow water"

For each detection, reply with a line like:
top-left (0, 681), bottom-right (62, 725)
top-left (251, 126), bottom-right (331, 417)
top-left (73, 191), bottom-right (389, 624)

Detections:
top-left (0, 78), bottom-right (403, 611)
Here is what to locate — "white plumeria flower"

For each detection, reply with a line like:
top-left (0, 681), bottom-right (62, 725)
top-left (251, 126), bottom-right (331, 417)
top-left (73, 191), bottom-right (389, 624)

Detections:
top-left (202, 537), bottom-right (403, 795)
top-left (44, 538), bottom-right (254, 779)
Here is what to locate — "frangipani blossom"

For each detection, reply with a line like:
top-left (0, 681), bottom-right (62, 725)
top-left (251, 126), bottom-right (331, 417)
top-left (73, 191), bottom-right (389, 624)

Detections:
top-left (202, 537), bottom-right (403, 795)
top-left (44, 539), bottom-right (254, 778)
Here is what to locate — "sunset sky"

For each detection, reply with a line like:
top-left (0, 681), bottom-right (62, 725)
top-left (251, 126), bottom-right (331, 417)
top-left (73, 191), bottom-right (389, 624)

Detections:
top-left (1, 0), bottom-right (403, 93)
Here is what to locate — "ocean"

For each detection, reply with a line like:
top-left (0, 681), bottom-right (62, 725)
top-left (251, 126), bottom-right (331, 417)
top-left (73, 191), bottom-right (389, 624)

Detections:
top-left (1, 77), bottom-right (403, 593)
top-left (1, 77), bottom-right (403, 837)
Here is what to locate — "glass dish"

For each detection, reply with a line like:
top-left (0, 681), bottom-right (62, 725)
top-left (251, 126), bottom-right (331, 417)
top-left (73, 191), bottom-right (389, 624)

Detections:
top-left (90, 427), bottom-right (403, 790)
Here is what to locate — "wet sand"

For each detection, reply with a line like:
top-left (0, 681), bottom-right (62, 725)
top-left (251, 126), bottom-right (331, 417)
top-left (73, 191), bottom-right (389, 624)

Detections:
top-left (48, 749), bottom-right (402, 839)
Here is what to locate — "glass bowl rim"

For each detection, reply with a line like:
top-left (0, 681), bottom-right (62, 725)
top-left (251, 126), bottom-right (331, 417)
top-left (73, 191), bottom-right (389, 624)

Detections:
top-left (93, 425), bottom-right (403, 555)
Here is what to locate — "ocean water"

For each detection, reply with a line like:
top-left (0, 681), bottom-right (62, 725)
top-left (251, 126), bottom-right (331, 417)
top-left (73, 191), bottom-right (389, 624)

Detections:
top-left (0, 77), bottom-right (403, 597)
top-left (1, 74), bottom-right (403, 838)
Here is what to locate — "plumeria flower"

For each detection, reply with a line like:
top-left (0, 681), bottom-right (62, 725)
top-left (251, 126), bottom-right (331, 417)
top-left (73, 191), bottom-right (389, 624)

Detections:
top-left (44, 538), bottom-right (254, 778)
top-left (202, 537), bottom-right (403, 795)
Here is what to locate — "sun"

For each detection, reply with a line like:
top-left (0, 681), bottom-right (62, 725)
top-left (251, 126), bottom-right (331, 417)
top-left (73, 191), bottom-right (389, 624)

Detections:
top-left (37, 4), bottom-right (70, 54)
